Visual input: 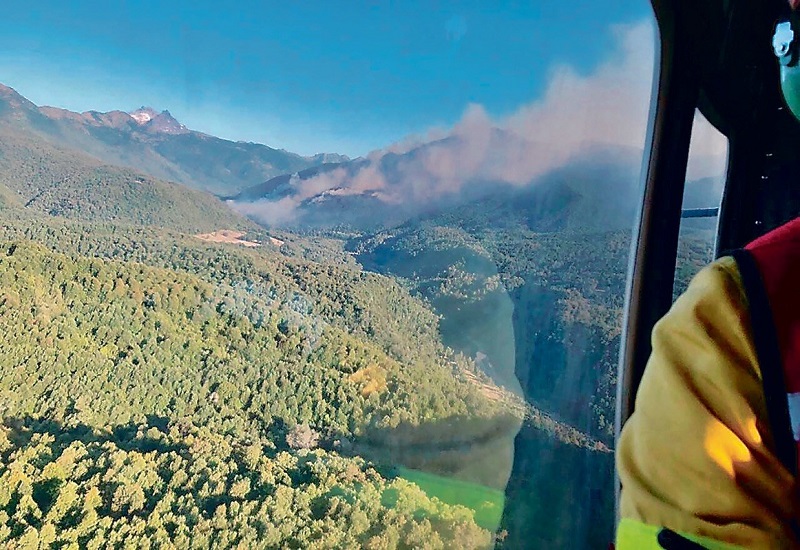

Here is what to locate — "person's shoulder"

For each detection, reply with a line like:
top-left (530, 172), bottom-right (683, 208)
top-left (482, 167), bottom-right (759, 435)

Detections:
top-left (746, 217), bottom-right (800, 252)
top-left (675, 255), bottom-right (746, 310)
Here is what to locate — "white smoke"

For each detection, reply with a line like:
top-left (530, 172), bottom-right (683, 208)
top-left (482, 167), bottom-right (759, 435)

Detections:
top-left (235, 20), bottom-right (728, 226)
top-left (232, 196), bottom-right (298, 226)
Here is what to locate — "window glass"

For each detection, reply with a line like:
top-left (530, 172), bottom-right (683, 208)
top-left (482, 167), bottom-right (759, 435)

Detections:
top-left (0, 3), bottom-right (656, 548)
top-left (674, 111), bottom-right (729, 298)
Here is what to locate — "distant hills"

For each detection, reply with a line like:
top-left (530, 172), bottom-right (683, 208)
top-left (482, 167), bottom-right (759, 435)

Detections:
top-left (0, 121), bottom-right (257, 233)
top-left (227, 124), bottom-right (724, 233)
top-left (0, 83), bottom-right (348, 195)
top-left (0, 82), bottom-right (723, 236)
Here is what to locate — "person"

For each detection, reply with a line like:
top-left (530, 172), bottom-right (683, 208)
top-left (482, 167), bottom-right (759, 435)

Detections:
top-left (616, 216), bottom-right (800, 548)
top-left (616, 5), bottom-right (800, 547)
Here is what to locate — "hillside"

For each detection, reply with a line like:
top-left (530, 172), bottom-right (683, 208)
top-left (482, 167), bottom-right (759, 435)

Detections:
top-left (0, 221), bottom-right (526, 547)
top-left (0, 125), bottom-right (257, 233)
top-left (0, 238), bottom-right (514, 450)
top-left (229, 162), bottom-right (358, 202)
top-left (0, 83), bottom-right (347, 195)
top-left (228, 130), bottom-right (662, 233)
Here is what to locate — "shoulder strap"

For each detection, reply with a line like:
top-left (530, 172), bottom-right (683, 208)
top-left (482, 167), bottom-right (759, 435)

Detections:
top-left (730, 249), bottom-right (797, 475)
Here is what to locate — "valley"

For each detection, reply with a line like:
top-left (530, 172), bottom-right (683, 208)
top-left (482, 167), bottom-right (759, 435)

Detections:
top-left (0, 82), bottom-right (718, 549)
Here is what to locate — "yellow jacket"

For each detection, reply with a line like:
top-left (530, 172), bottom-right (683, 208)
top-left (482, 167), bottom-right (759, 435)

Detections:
top-left (617, 256), bottom-right (800, 548)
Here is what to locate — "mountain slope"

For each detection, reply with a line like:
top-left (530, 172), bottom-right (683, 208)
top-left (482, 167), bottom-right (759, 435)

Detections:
top-left (0, 239), bottom-right (500, 443)
top-left (0, 239), bottom-right (509, 548)
top-left (0, 210), bottom-right (528, 486)
top-left (0, 83), bottom-right (348, 194)
top-left (229, 131), bottom-right (652, 233)
top-left (229, 162), bottom-right (359, 202)
top-left (0, 125), bottom-right (256, 233)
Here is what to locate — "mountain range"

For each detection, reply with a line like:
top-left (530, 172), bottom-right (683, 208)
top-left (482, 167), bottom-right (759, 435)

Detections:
top-left (0, 83), bottom-right (348, 195)
top-left (0, 82), bottom-right (525, 549)
top-left (0, 82), bottom-right (723, 236)
top-left (220, 93), bottom-right (725, 232)
top-left (0, 81), bottom-right (724, 549)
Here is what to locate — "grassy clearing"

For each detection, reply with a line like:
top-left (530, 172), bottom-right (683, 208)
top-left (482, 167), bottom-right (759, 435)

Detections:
top-left (395, 467), bottom-right (505, 531)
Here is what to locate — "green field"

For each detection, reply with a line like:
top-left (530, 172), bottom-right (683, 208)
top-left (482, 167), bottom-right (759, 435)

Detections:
top-left (394, 467), bottom-right (506, 531)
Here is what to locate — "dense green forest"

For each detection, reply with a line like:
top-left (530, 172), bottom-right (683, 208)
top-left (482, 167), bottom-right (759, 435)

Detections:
top-left (0, 200), bottom-right (527, 548)
top-left (0, 241), bottom-right (499, 437)
top-left (0, 418), bottom-right (492, 549)
top-left (0, 126), bottom-right (254, 232)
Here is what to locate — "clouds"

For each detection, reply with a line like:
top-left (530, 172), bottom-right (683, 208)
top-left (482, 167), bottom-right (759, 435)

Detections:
top-left (235, 19), bottom-right (728, 227)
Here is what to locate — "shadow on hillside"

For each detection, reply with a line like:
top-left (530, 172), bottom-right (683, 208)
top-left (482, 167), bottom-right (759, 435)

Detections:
top-left (492, 279), bottom-right (617, 548)
top-left (333, 412), bottom-right (523, 491)
top-left (352, 236), bottom-right (618, 548)
top-left (327, 397), bottom-right (613, 548)
top-left (499, 420), bottom-right (614, 549)
top-left (2, 414), bottom-right (186, 458)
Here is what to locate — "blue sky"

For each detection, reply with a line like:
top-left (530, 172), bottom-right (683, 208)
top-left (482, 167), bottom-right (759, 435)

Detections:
top-left (0, 1), bottom-right (651, 157)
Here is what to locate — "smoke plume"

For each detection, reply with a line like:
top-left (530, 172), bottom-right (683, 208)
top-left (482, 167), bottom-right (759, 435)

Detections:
top-left (235, 20), bottom-right (728, 226)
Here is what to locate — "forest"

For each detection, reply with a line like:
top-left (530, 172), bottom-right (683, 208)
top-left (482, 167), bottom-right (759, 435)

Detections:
top-left (0, 199), bottom-right (524, 548)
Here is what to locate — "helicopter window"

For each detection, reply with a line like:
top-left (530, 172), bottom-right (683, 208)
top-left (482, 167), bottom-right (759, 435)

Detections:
top-left (674, 109), bottom-right (729, 298)
top-left (0, 3), bottom-right (655, 549)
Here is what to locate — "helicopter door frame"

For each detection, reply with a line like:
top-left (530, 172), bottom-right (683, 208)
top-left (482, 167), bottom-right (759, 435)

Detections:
top-left (614, 0), bottom-right (701, 522)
